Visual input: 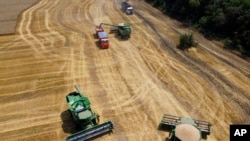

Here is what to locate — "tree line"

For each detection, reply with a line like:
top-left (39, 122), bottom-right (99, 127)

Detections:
top-left (145, 0), bottom-right (250, 56)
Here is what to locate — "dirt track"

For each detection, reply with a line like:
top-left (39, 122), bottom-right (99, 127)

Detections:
top-left (0, 0), bottom-right (249, 141)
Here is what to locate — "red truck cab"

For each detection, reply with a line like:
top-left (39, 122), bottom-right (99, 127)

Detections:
top-left (95, 26), bottom-right (109, 49)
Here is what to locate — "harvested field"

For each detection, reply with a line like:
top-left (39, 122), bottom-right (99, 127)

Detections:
top-left (0, 0), bottom-right (38, 34)
top-left (0, 0), bottom-right (249, 141)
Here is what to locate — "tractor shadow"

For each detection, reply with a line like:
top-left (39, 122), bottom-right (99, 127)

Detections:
top-left (61, 109), bottom-right (77, 134)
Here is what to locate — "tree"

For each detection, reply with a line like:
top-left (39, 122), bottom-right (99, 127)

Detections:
top-left (178, 33), bottom-right (198, 50)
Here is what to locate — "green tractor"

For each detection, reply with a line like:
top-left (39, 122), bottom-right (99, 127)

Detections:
top-left (159, 114), bottom-right (211, 141)
top-left (65, 85), bottom-right (113, 141)
top-left (98, 23), bottom-right (131, 39)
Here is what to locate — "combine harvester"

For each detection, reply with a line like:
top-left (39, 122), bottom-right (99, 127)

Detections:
top-left (98, 23), bottom-right (131, 39)
top-left (159, 114), bottom-right (211, 141)
top-left (65, 85), bottom-right (114, 141)
top-left (95, 26), bottom-right (109, 49)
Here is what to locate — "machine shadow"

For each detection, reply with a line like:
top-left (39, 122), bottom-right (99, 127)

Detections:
top-left (92, 33), bottom-right (98, 39)
top-left (61, 109), bottom-right (77, 134)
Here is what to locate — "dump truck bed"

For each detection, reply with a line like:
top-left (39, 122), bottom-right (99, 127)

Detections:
top-left (98, 32), bottom-right (108, 39)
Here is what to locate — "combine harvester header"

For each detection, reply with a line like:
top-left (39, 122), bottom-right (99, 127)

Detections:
top-left (65, 85), bottom-right (114, 141)
top-left (66, 121), bottom-right (113, 141)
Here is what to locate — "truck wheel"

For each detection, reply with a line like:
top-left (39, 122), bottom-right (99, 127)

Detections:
top-left (95, 113), bottom-right (100, 124)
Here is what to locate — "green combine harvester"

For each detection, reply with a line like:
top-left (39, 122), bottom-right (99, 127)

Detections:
top-left (65, 85), bottom-right (114, 141)
top-left (98, 23), bottom-right (131, 39)
top-left (159, 114), bottom-right (211, 141)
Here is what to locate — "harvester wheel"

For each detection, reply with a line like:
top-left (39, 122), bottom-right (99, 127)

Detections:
top-left (96, 116), bottom-right (100, 125)
top-left (74, 120), bottom-right (81, 130)
top-left (93, 112), bottom-right (100, 125)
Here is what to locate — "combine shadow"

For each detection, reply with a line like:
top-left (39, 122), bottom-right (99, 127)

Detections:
top-left (158, 123), bottom-right (173, 132)
top-left (111, 32), bottom-right (130, 41)
top-left (61, 109), bottom-right (77, 134)
top-left (158, 124), bottom-right (172, 141)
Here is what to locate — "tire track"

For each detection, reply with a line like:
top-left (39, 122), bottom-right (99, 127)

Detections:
top-left (0, 0), bottom-right (249, 141)
top-left (135, 6), bottom-right (249, 116)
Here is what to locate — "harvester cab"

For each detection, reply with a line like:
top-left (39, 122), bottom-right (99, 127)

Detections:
top-left (159, 114), bottom-right (211, 141)
top-left (117, 23), bottom-right (131, 38)
top-left (99, 23), bottom-right (131, 39)
top-left (65, 85), bottom-right (114, 141)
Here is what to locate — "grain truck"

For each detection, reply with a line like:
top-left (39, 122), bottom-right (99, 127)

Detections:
top-left (95, 26), bottom-right (109, 49)
top-left (121, 1), bottom-right (134, 15)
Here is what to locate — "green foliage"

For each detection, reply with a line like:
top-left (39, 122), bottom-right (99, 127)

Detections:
top-left (178, 33), bottom-right (197, 50)
top-left (189, 0), bottom-right (200, 8)
top-left (144, 0), bottom-right (250, 56)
